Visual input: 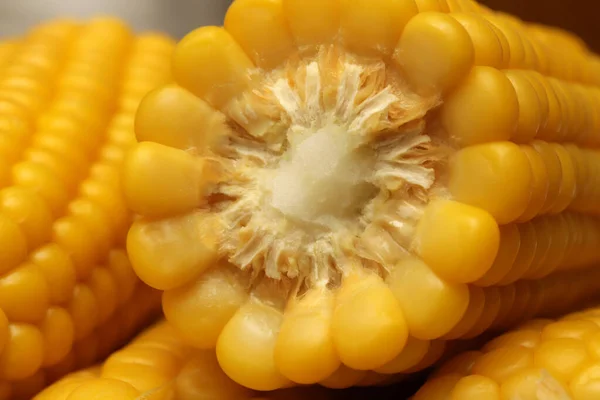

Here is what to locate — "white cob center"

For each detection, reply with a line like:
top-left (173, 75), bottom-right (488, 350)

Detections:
top-left (215, 47), bottom-right (445, 284)
top-left (268, 123), bottom-right (376, 227)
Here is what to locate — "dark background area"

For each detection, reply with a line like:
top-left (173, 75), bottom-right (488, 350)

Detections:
top-left (482, 0), bottom-right (600, 51)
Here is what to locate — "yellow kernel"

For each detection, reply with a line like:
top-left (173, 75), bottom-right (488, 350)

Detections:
top-left (413, 374), bottom-right (462, 400)
top-left (106, 250), bottom-right (137, 306)
top-left (127, 212), bottom-right (218, 291)
top-left (52, 217), bottom-right (97, 280)
top-left (486, 16), bottom-right (525, 69)
top-left (442, 286), bottom-right (486, 340)
top-left (433, 351), bottom-right (481, 378)
top-left (30, 244), bottom-right (76, 305)
top-left (505, 70), bottom-right (542, 143)
top-left (441, 66), bottom-right (518, 146)
top-left (451, 375), bottom-right (500, 400)
top-left (224, 0), bottom-right (295, 69)
top-left (375, 336), bottom-right (430, 374)
top-left (570, 363), bottom-right (600, 400)
top-left (0, 324), bottom-right (44, 380)
top-left (332, 269), bottom-right (408, 370)
top-left (541, 320), bottom-right (599, 341)
top-left (40, 307), bottom-right (74, 367)
top-left (173, 352), bottom-right (254, 399)
top-left (162, 263), bottom-right (248, 349)
top-left (472, 346), bottom-right (534, 383)
top-left (451, 13), bottom-right (503, 68)
top-left (274, 286), bottom-right (340, 384)
top-left (463, 287), bottom-right (501, 339)
top-left (122, 142), bottom-right (208, 218)
top-left (500, 368), bottom-right (567, 400)
top-left (0, 187), bottom-right (52, 249)
top-left (216, 298), bottom-right (291, 391)
top-left (405, 339), bottom-right (447, 373)
top-left (319, 365), bottom-right (367, 389)
top-left (483, 329), bottom-right (540, 353)
top-left (0, 213), bottom-right (27, 274)
top-left (0, 263), bottom-right (50, 323)
top-left (173, 26), bottom-right (253, 109)
top-left (283, 0), bottom-right (340, 47)
top-left (548, 143), bottom-right (577, 214)
top-left (67, 199), bottom-right (113, 258)
top-left (395, 12), bottom-right (473, 94)
top-left (534, 338), bottom-right (589, 384)
top-left (387, 257), bottom-right (469, 340)
top-left (67, 284), bottom-right (98, 341)
top-left (416, 199), bottom-right (500, 283)
top-left (135, 84), bottom-right (226, 151)
top-left (87, 268), bottom-right (118, 325)
top-left (517, 146), bottom-right (549, 222)
top-left (475, 224), bottom-right (521, 287)
top-left (449, 142), bottom-right (532, 224)
top-left (340, 0), bottom-right (417, 57)
top-left (65, 378), bottom-right (140, 400)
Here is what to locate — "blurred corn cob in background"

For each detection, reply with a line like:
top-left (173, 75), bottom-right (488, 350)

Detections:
top-left (121, 0), bottom-right (600, 392)
top-left (415, 306), bottom-right (600, 399)
top-left (35, 320), bottom-right (335, 400)
top-left (0, 17), bottom-right (174, 399)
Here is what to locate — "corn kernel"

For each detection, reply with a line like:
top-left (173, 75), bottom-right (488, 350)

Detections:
top-left (441, 66), bottom-right (518, 146)
top-left (340, 0), bottom-right (417, 57)
top-left (395, 12), bottom-right (473, 94)
top-left (283, 0), bottom-right (340, 47)
top-left (225, 0), bottom-right (295, 69)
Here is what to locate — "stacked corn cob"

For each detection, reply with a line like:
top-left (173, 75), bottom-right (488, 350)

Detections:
top-left (0, 18), bottom-right (174, 399)
top-left (35, 320), bottom-right (334, 400)
top-left (120, 0), bottom-right (600, 392)
top-left (415, 307), bottom-right (600, 399)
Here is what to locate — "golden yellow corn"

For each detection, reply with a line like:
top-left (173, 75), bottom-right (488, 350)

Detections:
top-left (4, 284), bottom-right (160, 400)
top-left (415, 305), bottom-right (600, 399)
top-left (34, 320), bottom-right (333, 400)
top-left (121, 0), bottom-right (600, 391)
top-left (0, 18), bottom-right (174, 397)
top-left (0, 40), bottom-right (19, 71)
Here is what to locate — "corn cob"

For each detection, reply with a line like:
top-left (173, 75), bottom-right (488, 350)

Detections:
top-left (122, 0), bottom-right (600, 391)
top-left (34, 320), bottom-right (334, 400)
top-left (6, 285), bottom-right (160, 400)
top-left (414, 305), bottom-right (600, 399)
top-left (0, 18), bottom-right (174, 396)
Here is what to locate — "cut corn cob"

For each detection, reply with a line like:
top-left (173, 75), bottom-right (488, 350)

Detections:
top-left (0, 18), bottom-right (174, 397)
top-left (122, 0), bottom-right (600, 391)
top-left (414, 305), bottom-right (600, 400)
top-left (34, 320), bottom-right (334, 400)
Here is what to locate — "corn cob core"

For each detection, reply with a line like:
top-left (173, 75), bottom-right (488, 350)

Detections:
top-left (123, 0), bottom-right (600, 391)
top-left (414, 306), bottom-right (600, 399)
top-left (204, 44), bottom-right (446, 283)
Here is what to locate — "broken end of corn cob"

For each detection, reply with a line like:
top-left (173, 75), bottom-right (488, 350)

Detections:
top-left (122, 0), bottom-right (600, 391)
